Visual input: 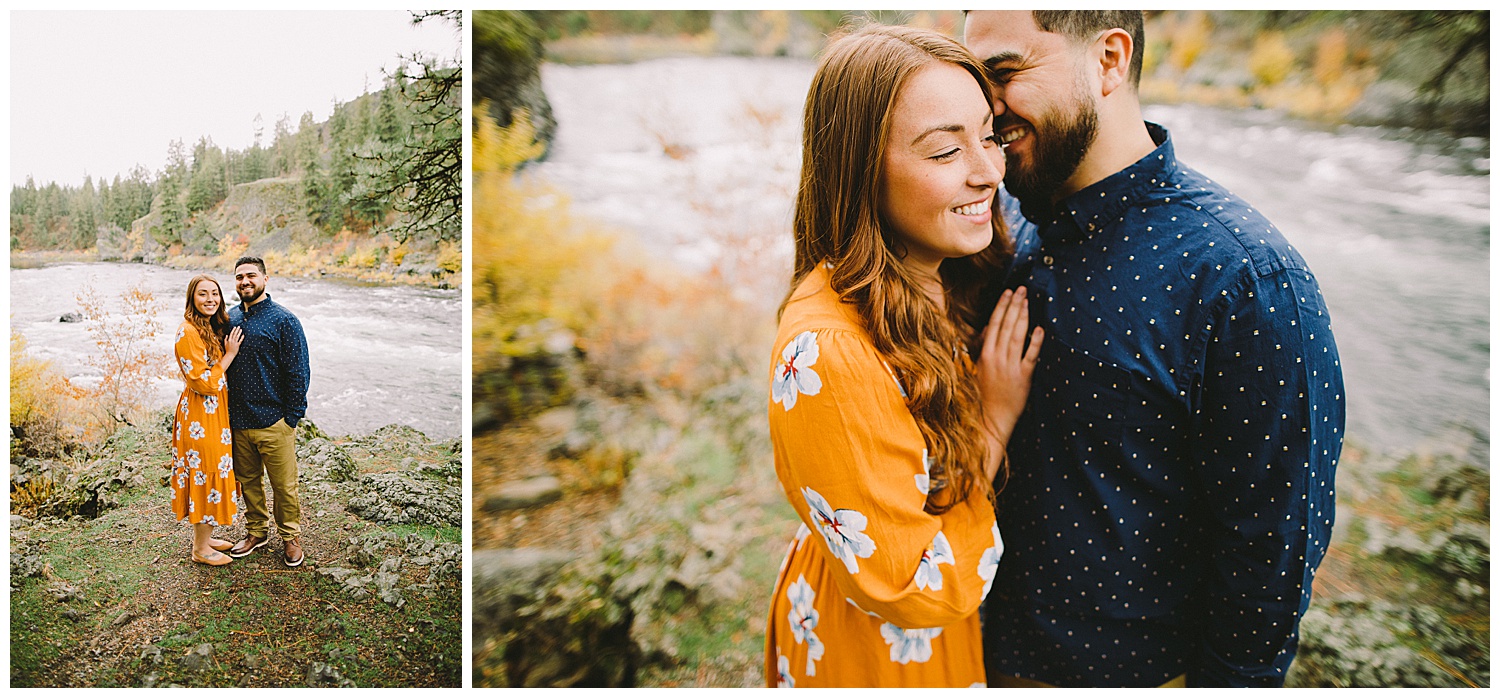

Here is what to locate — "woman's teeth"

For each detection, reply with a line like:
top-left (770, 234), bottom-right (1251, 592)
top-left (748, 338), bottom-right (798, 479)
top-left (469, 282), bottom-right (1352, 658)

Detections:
top-left (953, 201), bottom-right (989, 216)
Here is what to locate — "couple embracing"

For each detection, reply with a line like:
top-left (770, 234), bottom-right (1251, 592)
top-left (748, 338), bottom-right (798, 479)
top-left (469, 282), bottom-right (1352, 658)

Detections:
top-left (765, 11), bottom-right (1344, 688)
top-left (172, 256), bottom-right (310, 569)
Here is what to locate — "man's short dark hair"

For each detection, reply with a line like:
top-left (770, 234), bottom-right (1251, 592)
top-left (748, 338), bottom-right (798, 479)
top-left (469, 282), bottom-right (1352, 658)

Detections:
top-left (1033, 11), bottom-right (1145, 89)
top-left (235, 256), bottom-right (267, 274)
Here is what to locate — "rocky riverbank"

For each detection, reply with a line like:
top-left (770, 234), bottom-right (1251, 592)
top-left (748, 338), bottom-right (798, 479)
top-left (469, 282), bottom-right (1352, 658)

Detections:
top-left (9, 414), bottom-right (462, 687)
top-left (472, 388), bottom-right (1489, 687)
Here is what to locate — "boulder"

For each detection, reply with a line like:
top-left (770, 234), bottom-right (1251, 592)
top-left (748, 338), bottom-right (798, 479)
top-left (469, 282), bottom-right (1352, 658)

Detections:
top-left (473, 10), bottom-right (556, 161)
top-left (346, 472), bottom-right (461, 527)
top-left (484, 476), bottom-right (562, 512)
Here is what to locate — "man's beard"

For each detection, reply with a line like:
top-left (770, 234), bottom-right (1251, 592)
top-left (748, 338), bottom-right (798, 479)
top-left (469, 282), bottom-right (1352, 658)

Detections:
top-left (1002, 86), bottom-right (1099, 213)
top-left (237, 285), bottom-right (264, 304)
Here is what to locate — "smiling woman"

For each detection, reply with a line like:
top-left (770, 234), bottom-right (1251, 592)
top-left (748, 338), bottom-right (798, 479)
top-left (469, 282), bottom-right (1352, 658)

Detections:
top-left (171, 275), bottom-right (245, 566)
top-left (763, 22), bottom-right (1043, 687)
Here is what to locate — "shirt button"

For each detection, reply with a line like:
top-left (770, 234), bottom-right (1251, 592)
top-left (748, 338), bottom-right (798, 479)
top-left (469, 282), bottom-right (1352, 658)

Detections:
top-left (1043, 255), bottom-right (1055, 265)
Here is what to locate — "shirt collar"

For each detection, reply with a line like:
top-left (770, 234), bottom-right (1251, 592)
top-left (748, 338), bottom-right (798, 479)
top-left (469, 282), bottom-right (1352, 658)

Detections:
top-left (1031, 122), bottom-right (1176, 242)
top-left (240, 292), bottom-right (274, 316)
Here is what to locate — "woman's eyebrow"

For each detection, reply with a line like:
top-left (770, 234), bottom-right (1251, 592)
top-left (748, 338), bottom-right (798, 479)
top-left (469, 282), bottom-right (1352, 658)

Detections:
top-left (912, 123), bottom-right (965, 146)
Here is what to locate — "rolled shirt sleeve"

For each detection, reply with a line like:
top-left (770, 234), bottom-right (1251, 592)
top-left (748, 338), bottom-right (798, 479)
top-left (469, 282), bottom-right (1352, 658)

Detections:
top-left (1188, 266), bottom-right (1343, 686)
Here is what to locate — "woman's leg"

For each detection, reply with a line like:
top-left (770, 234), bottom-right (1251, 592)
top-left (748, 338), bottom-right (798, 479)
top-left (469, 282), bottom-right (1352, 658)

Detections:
top-left (192, 522), bottom-right (229, 560)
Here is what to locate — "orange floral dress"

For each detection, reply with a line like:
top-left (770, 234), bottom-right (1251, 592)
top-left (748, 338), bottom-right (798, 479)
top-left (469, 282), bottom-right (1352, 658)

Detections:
top-left (764, 266), bottom-right (1002, 688)
top-left (170, 321), bottom-right (240, 527)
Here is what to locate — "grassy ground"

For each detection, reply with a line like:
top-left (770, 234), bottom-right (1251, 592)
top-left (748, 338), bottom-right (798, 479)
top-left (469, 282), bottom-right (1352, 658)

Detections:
top-left (10, 419), bottom-right (461, 688)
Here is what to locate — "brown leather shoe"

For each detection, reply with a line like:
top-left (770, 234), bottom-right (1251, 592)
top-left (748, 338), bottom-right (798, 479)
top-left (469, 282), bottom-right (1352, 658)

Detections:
top-left (229, 534), bottom-right (268, 558)
top-left (283, 538), bottom-right (304, 567)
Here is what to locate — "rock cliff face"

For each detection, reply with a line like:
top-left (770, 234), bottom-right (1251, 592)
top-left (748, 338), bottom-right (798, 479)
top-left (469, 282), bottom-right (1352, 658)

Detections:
top-left (100, 176), bottom-right (319, 263)
top-left (198, 177), bottom-right (323, 257)
top-left (474, 11), bottom-right (556, 162)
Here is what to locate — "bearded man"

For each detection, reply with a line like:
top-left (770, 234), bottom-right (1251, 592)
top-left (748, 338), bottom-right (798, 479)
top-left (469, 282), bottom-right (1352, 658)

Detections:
top-left (964, 10), bottom-right (1344, 687)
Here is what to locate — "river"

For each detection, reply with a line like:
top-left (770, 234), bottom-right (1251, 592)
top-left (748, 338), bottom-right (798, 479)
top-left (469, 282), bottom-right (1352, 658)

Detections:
top-left (532, 56), bottom-right (1490, 463)
top-left (9, 263), bottom-right (462, 440)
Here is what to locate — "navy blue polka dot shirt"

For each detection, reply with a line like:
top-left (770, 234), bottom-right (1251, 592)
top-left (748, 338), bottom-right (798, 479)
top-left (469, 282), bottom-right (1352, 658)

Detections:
top-left (227, 293), bottom-right (311, 431)
top-left (982, 123), bottom-right (1344, 687)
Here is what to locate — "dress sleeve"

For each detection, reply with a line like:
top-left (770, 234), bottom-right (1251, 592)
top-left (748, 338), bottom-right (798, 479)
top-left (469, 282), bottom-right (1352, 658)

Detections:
top-left (769, 328), bottom-right (1002, 631)
top-left (174, 323), bottom-right (226, 397)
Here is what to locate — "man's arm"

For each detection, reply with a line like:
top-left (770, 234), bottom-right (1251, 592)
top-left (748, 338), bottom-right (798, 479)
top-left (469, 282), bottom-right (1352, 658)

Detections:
top-left (279, 314), bottom-right (311, 427)
top-left (1187, 266), bottom-right (1344, 686)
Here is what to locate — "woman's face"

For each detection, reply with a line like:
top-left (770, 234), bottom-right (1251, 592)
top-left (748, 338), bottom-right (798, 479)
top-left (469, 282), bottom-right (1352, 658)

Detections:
top-left (193, 281), bottom-right (222, 317)
top-left (877, 61), bottom-right (1003, 273)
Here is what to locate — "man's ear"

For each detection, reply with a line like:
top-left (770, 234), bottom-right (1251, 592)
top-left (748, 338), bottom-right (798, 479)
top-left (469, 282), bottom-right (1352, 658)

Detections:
top-left (1096, 28), bottom-right (1133, 98)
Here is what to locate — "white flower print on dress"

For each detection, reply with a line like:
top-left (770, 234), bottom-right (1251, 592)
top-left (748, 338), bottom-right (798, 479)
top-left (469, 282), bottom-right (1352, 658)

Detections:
top-left (915, 449), bottom-right (931, 495)
top-left (176, 420), bottom-right (183, 441)
top-left (913, 531), bottom-right (955, 591)
top-left (188, 499), bottom-right (195, 513)
top-left (880, 624), bottom-right (942, 664)
top-left (204, 395), bottom-right (218, 414)
top-left (169, 486), bottom-right (177, 501)
top-left (176, 471), bottom-right (188, 488)
top-left (207, 488), bottom-right (221, 504)
top-left (189, 421), bottom-right (206, 441)
top-left (977, 522), bottom-right (1003, 599)
top-left (180, 397), bottom-right (190, 417)
top-left (186, 449), bottom-right (202, 470)
top-left (221, 428), bottom-right (233, 445)
top-left (786, 575), bottom-right (825, 676)
top-left (218, 455), bottom-right (234, 478)
top-left (202, 514), bottom-right (217, 526)
top-left (776, 653), bottom-right (794, 688)
top-left (177, 326), bottom-right (186, 342)
top-left (217, 376), bottom-right (226, 391)
top-left (179, 357), bottom-right (194, 375)
top-left (802, 487), bottom-right (876, 574)
top-left (200, 369), bottom-right (212, 382)
top-left (772, 331), bottom-right (823, 411)
top-left (193, 470), bottom-right (207, 486)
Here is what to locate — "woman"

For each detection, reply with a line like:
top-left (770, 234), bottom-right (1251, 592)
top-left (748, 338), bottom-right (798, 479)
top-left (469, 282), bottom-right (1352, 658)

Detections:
top-left (172, 275), bottom-right (244, 565)
top-left (765, 24), bottom-right (1043, 687)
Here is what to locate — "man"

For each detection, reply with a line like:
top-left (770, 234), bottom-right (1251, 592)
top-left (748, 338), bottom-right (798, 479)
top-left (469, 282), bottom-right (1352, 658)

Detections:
top-left (964, 11), bottom-right (1343, 687)
top-left (225, 256), bottom-right (311, 567)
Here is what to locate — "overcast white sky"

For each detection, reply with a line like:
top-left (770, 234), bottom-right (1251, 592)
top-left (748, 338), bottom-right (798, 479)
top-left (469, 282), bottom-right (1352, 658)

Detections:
top-left (11, 11), bottom-right (461, 188)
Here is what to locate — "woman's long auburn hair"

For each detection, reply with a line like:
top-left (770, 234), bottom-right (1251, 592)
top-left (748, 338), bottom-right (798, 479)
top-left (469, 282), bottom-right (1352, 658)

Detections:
top-left (184, 275), bottom-right (231, 365)
top-left (782, 23), bottom-right (1014, 513)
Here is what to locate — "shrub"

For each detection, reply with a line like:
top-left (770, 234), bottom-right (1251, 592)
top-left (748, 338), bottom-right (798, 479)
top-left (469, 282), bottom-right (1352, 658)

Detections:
top-left (9, 330), bottom-right (78, 459)
top-left (1249, 31), bottom-right (1298, 87)
top-left (75, 281), bottom-right (166, 435)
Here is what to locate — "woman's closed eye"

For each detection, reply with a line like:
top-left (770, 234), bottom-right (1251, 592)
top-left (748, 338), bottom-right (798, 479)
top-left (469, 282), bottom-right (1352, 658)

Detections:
top-left (931, 147), bottom-right (962, 162)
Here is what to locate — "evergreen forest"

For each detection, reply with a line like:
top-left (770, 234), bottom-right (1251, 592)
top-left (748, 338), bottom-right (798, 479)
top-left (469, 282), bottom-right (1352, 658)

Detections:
top-left (12, 11), bottom-right (461, 283)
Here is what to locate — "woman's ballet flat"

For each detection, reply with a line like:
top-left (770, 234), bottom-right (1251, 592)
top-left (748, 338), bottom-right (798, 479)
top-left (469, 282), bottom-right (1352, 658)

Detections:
top-left (191, 550), bottom-right (233, 566)
top-left (208, 539), bottom-right (234, 552)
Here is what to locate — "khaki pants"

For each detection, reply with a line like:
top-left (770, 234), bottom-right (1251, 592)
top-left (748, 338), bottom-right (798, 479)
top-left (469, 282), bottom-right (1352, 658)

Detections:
top-left (233, 418), bottom-right (301, 540)
top-left (993, 673), bottom-right (1187, 688)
